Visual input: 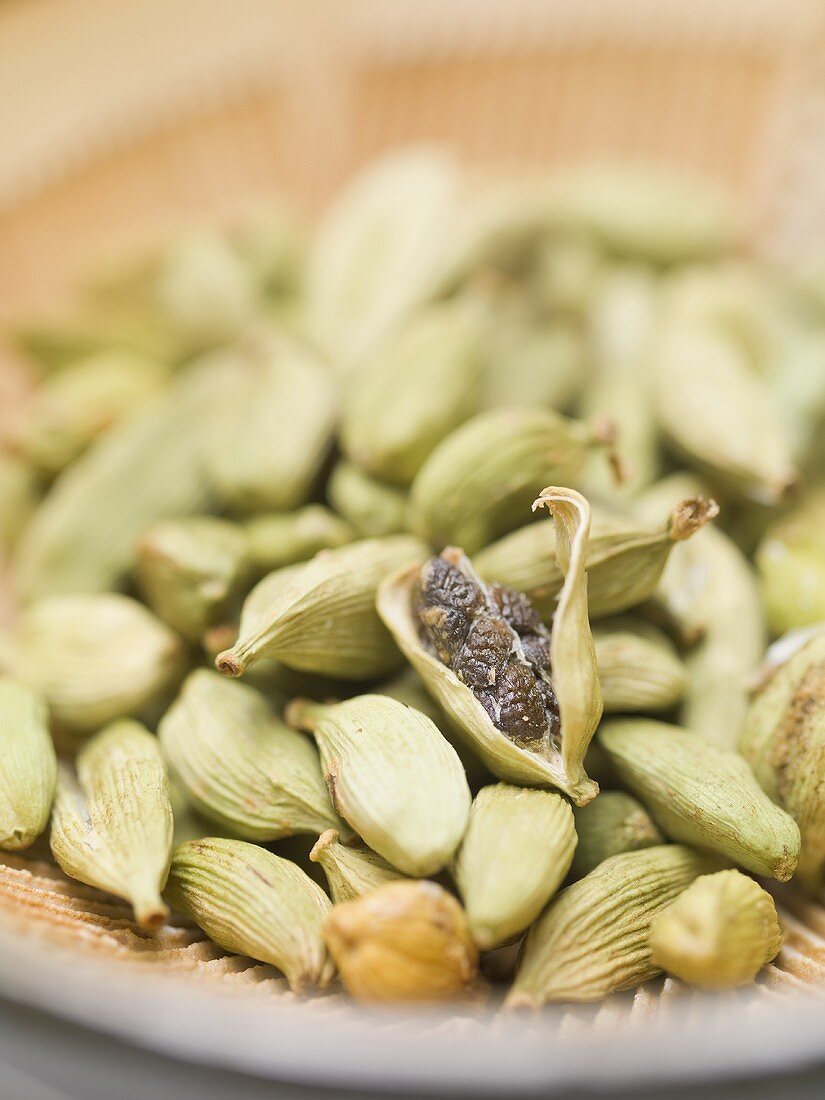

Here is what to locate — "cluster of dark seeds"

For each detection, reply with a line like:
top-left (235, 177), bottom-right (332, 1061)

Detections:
top-left (412, 551), bottom-right (560, 750)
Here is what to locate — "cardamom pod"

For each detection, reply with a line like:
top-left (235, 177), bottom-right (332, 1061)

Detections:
top-left (635, 475), bottom-right (766, 747)
top-left (655, 318), bottom-right (797, 505)
top-left (0, 453), bottom-right (38, 556)
top-left (326, 461), bottom-right (409, 538)
top-left (323, 880), bottom-right (479, 1002)
top-left (408, 408), bottom-right (611, 554)
top-left (480, 317), bottom-right (583, 415)
top-left (649, 869), bottom-right (782, 989)
top-left (740, 629), bottom-right (825, 892)
top-left (507, 845), bottom-right (724, 1006)
top-left (306, 147), bottom-right (460, 369)
top-left (13, 354), bottom-right (238, 600)
top-left (475, 496), bottom-right (718, 621)
top-left (243, 506), bottom-right (355, 576)
top-left (453, 783), bottom-right (576, 949)
top-left (340, 302), bottom-right (482, 485)
top-left (287, 694), bottom-right (471, 876)
top-left (50, 720), bottom-right (173, 930)
top-left (4, 594), bottom-right (185, 735)
top-left (135, 516), bottom-right (251, 643)
top-left (756, 490), bottom-right (825, 635)
top-left (216, 536), bottom-right (427, 681)
top-left (167, 837), bottom-right (333, 993)
top-left (0, 678), bottom-right (56, 851)
top-left (309, 828), bottom-right (405, 903)
top-left (530, 235), bottom-right (603, 318)
top-left (379, 487), bottom-right (602, 804)
top-left (10, 350), bottom-right (166, 477)
top-left (205, 329), bottom-right (336, 514)
top-left (593, 616), bottom-right (686, 713)
top-left (159, 670), bottom-right (341, 840)
top-left (598, 718), bottom-right (800, 880)
top-left (569, 790), bottom-right (663, 879)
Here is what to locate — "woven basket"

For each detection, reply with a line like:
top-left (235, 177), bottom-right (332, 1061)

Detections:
top-left (1, 1), bottom-right (825, 1092)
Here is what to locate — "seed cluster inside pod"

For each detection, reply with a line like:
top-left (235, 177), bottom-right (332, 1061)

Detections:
top-left (413, 549), bottom-right (560, 752)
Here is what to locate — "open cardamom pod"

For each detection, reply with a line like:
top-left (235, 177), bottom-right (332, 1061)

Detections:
top-left (309, 828), bottom-right (405, 904)
top-left (135, 516), bottom-right (251, 643)
top-left (378, 487), bottom-right (601, 804)
top-left (159, 670), bottom-right (342, 841)
top-left (593, 616), bottom-right (686, 714)
top-left (205, 328), bottom-right (337, 514)
top-left (408, 408), bottom-right (613, 555)
top-left (287, 694), bottom-right (471, 876)
top-left (649, 869), bottom-right (782, 989)
top-left (475, 496), bottom-right (718, 621)
top-left (599, 718), bottom-right (800, 880)
top-left (216, 536), bottom-right (427, 681)
top-left (50, 720), bottom-right (173, 930)
top-left (4, 594), bottom-right (185, 736)
top-left (453, 783), bottom-right (576, 950)
top-left (569, 790), bottom-right (663, 880)
top-left (340, 301), bottom-right (482, 485)
top-left (167, 837), bottom-right (334, 993)
top-left (326, 461), bottom-right (409, 538)
top-left (324, 880), bottom-right (479, 1002)
top-left (242, 506), bottom-right (355, 577)
top-left (740, 629), bottom-right (825, 892)
top-left (507, 845), bottom-right (724, 1006)
top-left (0, 678), bottom-right (56, 851)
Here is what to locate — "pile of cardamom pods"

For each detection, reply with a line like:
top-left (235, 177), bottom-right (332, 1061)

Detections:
top-left (2, 148), bottom-right (825, 1007)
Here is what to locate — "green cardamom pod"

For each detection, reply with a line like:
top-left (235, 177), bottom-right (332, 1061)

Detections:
top-left (327, 461), bottom-right (409, 538)
top-left (649, 869), bottom-right (782, 989)
top-left (635, 475), bottom-right (766, 747)
top-left (159, 670), bottom-right (341, 840)
top-left (0, 678), bottom-right (56, 851)
top-left (507, 845), bottom-right (724, 1006)
top-left (593, 616), bottom-right (686, 713)
top-left (340, 302), bottom-right (482, 485)
top-left (4, 594), bottom-right (185, 735)
top-left (454, 783), bottom-right (576, 950)
top-left (205, 329), bottom-right (337, 513)
top-left (12, 354), bottom-right (238, 600)
top-left (756, 490), bottom-right (825, 635)
top-left (0, 453), bottom-right (39, 556)
top-left (409, 408), bottom-right (612, 554)
top-left (481, 318), bottom-right (584, 414)
top-left (306, 147), bottom-right (460, 369)
top-left (740, 629), bottom-right (825, 892)
top-left (167, 837), bottom-right (333, 993)
top-left (379, 487), bottom-right (602, 804)
top-left (10, 351), bottom-right (166, 477)
top-left (323, 880), bottom-right (478, 1002)
top-left (135, 516), bottom-right (251, 643)
top-left (287, 694), bottom-right (471, 876)
top-left (475, 496), bottom-right (717, 620)
top-left (569, 790), bottom-right (663, 879)
top-left (309, 828), bottom-right (405, 903)
top-left (598, 718), bottom-right (800, 880)
top-left (530, 236), bottom-right (603, 318)
top-left (655, 318), bottom-right (797, 505)
top-left (216, 536), bottom-right (427, 681)
top-left (243, 506), bottom-right (355, 577)
top-left (50, 720), bottom-right (173, 930)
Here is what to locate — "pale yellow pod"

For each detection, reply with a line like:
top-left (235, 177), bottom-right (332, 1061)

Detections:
top-left (216, 536), bottom-right (427, 681)
top-left (0, 454), bottom-right (39, 556)
top-left (287, 694), bottom-right (471, 877)
top-left (649, 869), bottom-right (782, 989)
top-left (324, 880), bottom-right (478, 1003)
top-left (756, 490), bottom-right (825, 636)
top-left (507, 845), bottom-right (723, 1006)
top-left (593, 617), bottom-right (686, 714)
top-left (0, 678), bottom-right (56, 851)
top-left (598, 718), bottom-right (800, 881)
top-left (50, 720), bottom-right (173, 930)
top-left (167, 837), bottom-right (334, 993)
top-left (159, 670), bottom-right (341, 841)
top-left (309, 828), bottom-right (405, 904)
top-left (4, 594), bottom-right (185, 736)
top-left (454, 783), bottom-right (576, 950)
top-left (379, 489), bottom-right (602, 805)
